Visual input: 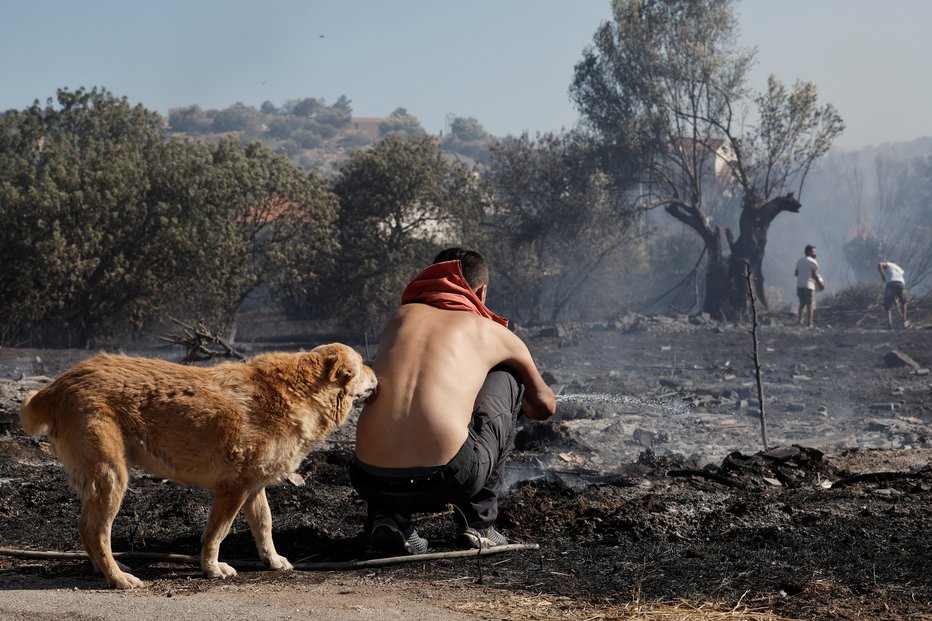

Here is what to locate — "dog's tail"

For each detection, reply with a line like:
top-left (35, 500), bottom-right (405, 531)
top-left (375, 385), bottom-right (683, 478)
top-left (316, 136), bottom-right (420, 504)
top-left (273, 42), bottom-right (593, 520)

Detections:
top-left (20, 389), bottom-right (52, 435)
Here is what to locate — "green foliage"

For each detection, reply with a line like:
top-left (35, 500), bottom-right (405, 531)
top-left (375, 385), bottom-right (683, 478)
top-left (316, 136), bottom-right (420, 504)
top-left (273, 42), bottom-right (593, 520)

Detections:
top-left (292, 129), bottom-right (323, 149)
top-left (164, 95), bottom-right (493, 174)
top-left (442, 116), bottom-right (492, 163)
top-left (571, 0), bottom-right (844, 318)
top-left (314, 135), bottom-right (485, 332)
top-left (179, 137), bottom-right (340, 330)
top-left (0, 88), bottom-right (338, 346)
top-left (742, 76), bottom-right (846, 200)
top-left (287, 97), bottom-right (351, 129)
top-left (266, 115), bottom-right (311, 139)
top-left (212, 102), bottom-right (262, 135)
top-left (450, 116), bottom-right (488, 142)
top-left (168, 104), bottom-right (213, 133)
top-left (483, 131), bottom-right (639, 323)
top-left (379, 108), bottom-right (427, 139)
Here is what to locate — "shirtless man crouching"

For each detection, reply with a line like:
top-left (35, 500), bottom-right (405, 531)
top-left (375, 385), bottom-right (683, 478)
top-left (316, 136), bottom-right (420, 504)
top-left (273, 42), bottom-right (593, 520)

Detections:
top-left (350, 248), bottom-right (556, 554)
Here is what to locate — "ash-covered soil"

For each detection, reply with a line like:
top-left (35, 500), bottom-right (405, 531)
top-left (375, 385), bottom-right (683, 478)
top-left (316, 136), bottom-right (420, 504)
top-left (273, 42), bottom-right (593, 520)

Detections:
top-left (1, 304), bottom-right (931, 620)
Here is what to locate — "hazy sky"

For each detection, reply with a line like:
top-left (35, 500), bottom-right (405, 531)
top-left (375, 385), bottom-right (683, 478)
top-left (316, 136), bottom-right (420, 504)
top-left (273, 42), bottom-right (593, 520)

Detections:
top-left (2, 0), bottom-right (930, 151)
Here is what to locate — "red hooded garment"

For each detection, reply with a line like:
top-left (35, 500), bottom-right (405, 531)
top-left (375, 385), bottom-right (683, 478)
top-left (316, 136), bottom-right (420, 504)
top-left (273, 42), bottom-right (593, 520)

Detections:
top-left (400, 260), bottom-right (509, 328)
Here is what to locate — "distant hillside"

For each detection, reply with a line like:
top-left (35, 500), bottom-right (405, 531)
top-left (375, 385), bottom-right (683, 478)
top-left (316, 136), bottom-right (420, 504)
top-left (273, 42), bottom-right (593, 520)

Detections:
top-left (165, 98), bottom-right (493, 176)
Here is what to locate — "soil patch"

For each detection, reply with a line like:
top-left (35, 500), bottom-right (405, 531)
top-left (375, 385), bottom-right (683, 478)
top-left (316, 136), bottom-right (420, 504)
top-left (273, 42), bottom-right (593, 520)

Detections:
top-left (1, 311), bottom-right (931, 620)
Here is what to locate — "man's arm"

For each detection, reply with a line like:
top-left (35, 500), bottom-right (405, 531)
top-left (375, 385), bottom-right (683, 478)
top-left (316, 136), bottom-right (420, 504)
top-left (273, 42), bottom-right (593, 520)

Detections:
top-left (878, 262), bottom-right (887, 282)
top-left (494, 330), bottom-right (556, 421)
top-left (813, 267), bottom-right (825, 290)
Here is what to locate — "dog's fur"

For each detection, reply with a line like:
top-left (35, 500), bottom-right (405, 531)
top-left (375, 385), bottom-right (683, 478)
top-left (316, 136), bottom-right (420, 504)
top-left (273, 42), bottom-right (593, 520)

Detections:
top-left (19, 343), bottom-right (377, 589)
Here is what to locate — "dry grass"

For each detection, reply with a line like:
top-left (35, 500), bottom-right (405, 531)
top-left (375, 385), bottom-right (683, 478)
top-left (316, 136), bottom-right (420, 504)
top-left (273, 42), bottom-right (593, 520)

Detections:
top-left (433, 583), bottom-right (800, 621)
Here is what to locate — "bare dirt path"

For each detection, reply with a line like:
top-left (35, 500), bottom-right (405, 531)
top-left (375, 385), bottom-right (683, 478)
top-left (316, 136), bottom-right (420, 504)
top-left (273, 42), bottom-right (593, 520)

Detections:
top-left (0, 573), bottom-right (486, 621)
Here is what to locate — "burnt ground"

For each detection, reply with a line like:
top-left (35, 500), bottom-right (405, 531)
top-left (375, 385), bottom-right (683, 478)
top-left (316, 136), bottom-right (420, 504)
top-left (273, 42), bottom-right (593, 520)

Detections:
top-left (1, 296), bottom-right (931, 620)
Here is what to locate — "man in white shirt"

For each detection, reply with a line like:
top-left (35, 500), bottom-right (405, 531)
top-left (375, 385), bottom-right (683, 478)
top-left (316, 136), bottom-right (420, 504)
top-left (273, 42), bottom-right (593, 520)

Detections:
top-left (878, 260), bottom-right (908, 328)
top-left (794, 245), bottom-right (825, 327)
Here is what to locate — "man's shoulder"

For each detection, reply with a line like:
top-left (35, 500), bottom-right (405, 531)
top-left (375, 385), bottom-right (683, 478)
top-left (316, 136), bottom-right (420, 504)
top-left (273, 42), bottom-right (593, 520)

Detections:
top-left (397, 303), bottom-right (509, 331)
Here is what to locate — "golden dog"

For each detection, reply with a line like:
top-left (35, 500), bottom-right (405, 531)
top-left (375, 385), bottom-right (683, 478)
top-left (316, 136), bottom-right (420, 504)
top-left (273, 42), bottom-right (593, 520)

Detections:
top-left (19, 343), bottom-right (377, 589)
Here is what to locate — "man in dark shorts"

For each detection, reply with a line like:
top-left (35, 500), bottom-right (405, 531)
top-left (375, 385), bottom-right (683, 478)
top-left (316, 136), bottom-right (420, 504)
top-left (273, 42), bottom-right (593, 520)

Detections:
top-left (878, 260), bottom-right (908, 328)
top-left (351, 248), bottom-right (556, 554)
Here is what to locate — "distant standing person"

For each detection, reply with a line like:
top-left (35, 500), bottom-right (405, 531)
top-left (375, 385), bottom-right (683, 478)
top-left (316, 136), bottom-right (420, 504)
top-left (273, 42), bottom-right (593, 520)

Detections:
top-left (878, 260), bottom-right (908, 328)
top-left (795, 244), bottom-right (825, 327)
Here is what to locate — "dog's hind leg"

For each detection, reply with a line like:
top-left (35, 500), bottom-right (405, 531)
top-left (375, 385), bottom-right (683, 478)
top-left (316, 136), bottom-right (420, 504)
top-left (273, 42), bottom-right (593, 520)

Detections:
top-left (74, 454), bottom-right (142, 589)
top-left (200, 488), bottom-right (248, 579)
top-left (243, 488), bottom-right (293, 571)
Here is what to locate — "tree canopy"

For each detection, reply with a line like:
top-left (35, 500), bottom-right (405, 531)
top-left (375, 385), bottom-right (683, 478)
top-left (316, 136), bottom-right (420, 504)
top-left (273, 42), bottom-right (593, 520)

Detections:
top-left (572, 0), bottom-right (844, 317)
top-left (379, 108), bottom-right (427, 140)
top-left (483, 131), bottom-right (639, 323)
top-left (0, 88), bottom-right (338, 346)
top-left (316, 135), bottom-right (484, 333)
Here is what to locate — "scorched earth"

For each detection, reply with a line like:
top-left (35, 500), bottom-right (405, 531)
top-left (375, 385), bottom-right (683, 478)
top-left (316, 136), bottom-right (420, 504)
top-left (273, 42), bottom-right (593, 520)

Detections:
top-left (0, 301), bottom-right (930, 620)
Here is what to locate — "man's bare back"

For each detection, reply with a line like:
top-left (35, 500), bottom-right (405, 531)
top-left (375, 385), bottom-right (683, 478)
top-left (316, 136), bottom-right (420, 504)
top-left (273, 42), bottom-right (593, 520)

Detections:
top-left (355, 303), bottom-right (555, 468)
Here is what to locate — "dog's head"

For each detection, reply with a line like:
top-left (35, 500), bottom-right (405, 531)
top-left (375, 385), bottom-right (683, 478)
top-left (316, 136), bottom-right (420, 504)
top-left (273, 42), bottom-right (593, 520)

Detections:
top-left (309, 343), bottom-right (378, 403)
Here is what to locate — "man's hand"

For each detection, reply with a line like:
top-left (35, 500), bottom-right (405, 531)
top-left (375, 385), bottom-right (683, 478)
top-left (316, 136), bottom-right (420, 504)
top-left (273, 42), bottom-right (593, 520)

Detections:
top-left (522, 386), bottom-right (557, 421)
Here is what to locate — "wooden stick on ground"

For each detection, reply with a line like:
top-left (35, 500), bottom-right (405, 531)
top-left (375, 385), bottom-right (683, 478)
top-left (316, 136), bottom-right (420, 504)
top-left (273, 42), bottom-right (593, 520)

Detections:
top-left (0, 543), bottom-right (540, 571)
top-left (743, 260), bottom-right (769, 452)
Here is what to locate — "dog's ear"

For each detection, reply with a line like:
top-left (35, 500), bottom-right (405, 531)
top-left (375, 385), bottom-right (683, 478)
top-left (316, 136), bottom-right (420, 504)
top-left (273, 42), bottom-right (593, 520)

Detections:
top-left (327, 351), bottom-right (356, 384)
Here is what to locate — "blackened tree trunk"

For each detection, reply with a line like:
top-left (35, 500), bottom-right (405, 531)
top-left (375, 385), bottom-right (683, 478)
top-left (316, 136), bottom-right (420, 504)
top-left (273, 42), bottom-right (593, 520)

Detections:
top-left (702, 193), bottom-right (802, 319)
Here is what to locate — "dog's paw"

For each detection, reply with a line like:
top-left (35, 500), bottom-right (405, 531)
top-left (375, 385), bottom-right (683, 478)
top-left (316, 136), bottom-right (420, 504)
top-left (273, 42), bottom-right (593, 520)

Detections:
top-left (203, 561), bottom-right (238, 580)
top-left (110, 571), bottom-right (145, 589)
top-left (265, 554), bottom-right (293, 571)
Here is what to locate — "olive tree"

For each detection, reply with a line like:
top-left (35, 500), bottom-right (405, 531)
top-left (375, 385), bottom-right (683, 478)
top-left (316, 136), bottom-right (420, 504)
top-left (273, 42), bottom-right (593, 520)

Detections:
top-left (483, 131), bottom-right (638, 323)
top-left (379, 108), bottom-right (427, 140)
top-left (174, 137), bottom-right (340, 333)
top-left (0, 88), bottom-right (339, 346)
top-left (0, 88), bottom-right (200, 345)
top-left (571, 0), bottom-right (844, 318)
top-left (318, 135), bottom-right (485, 333)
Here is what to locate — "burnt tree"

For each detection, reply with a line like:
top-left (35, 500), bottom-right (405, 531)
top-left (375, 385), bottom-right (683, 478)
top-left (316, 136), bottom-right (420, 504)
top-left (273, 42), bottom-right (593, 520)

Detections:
top-left (668, 193), bottom-right (801, 319)
top-left (572, 0), bottom-right (844, 320)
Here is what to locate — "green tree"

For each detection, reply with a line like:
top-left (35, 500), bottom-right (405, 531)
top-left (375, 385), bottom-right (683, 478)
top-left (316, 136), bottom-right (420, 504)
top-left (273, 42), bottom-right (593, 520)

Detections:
top-left (443, 116), bottom-right (492, 163)
top-left (332, 95), bottom-right (353, 114)
top-left (186, 137), bottom-right (340, 332)
top-left (168, 104), bottom-right (213, 133)
top-left (0, 88), bottom-right (339, 345)
top-left (316, 99), bottom-right (352, 128)
top-left (571, 0), bottom-right (844, 318)
top-left (289, 97), bottom-right (324, 118)
top-left (450, 116), bottom-right (488, 142)
top-left (212, 102), bottom-right (262, 135)
top-left (0, 88), bottom-right (201, 344)
top-left (379, 108), bottom-right (427, 139)
top-left (484, 131), bottom-right (638, 323)
top-left (319, 135), bottom-right (484, 332)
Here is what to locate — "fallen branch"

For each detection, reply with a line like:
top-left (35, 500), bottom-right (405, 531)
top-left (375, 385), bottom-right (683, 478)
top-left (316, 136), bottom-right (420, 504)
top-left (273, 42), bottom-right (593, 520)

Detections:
top-left (159, 316), bottom-right (244, 364)
top-left (0, 543), bottom-right (540, 571)
top-left (830, 471), bottom-right (923, 489)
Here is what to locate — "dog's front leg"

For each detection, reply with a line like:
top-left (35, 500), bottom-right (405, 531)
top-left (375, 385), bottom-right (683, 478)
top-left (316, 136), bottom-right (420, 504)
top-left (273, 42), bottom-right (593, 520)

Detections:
top-left (201, 489), bottom-right (248, 579)
top-left (244, 488), bottom-right (293, 571)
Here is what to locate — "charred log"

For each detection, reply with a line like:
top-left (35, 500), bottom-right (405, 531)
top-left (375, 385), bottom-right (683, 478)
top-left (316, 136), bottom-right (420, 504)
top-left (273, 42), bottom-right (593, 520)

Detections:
top-left (160, 316), bottom-right (244, 364)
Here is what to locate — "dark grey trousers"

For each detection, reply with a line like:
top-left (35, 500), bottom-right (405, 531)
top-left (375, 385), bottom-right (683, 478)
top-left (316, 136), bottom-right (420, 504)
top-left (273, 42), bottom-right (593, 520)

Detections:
top-left (350, 367), bottom-right (524, 529)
